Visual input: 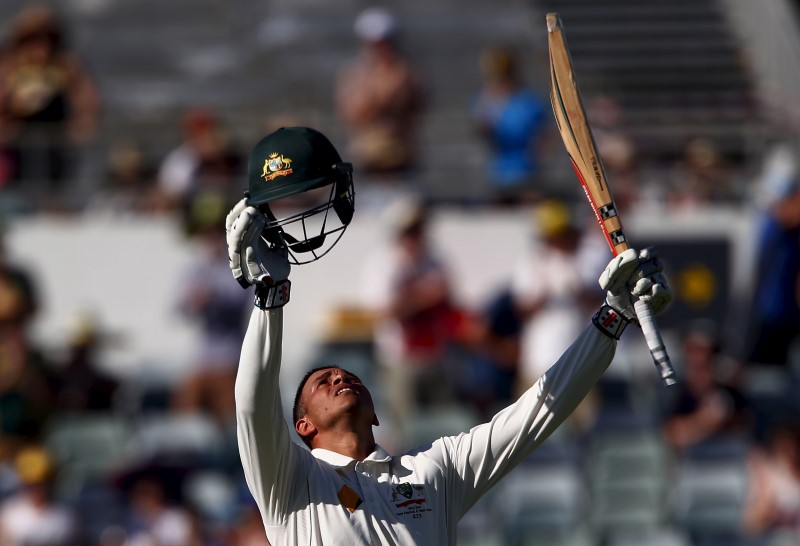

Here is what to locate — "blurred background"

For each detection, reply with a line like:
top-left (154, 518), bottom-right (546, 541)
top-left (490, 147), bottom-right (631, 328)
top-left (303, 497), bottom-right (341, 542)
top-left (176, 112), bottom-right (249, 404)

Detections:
top-left (0, 0), bottom-right (798, 544)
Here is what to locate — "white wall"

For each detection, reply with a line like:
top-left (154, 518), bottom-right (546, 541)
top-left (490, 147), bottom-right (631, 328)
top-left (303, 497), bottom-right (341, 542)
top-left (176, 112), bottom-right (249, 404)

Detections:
top-left (4, 205), bottom-right (755, 393)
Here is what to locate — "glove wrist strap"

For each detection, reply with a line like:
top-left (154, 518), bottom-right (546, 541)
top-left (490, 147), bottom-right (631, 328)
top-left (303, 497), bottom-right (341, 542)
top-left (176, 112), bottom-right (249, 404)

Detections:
top-left (254, 280), bottom-right (291, 309)
top-left (592, 304), bottom-right (630, 340)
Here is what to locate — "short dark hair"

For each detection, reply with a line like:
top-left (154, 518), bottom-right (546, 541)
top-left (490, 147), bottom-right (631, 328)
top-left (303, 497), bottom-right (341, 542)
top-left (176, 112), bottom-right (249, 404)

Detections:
top-left (292, 366), bottom-right (362, 448)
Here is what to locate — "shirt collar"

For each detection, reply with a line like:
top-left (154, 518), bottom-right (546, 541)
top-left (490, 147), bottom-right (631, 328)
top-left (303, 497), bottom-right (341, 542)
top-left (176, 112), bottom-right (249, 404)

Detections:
top-left (312, 444), bottom-right (392, 468)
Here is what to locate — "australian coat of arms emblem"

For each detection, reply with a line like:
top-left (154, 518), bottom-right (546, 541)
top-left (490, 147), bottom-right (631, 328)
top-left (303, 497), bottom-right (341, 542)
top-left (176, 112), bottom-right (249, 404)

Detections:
top-left (262, 153), bottom-right (293, 182)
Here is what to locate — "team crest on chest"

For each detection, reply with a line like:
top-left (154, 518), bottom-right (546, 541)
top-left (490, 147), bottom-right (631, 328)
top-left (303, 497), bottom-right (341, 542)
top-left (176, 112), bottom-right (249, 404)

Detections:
top-left (262, 153), bottom-right (293, 181)
top-left (390, 482), bottom-right (431, 518)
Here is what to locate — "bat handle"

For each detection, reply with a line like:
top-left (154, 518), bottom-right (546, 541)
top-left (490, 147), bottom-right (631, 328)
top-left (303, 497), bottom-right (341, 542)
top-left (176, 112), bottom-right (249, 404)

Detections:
top-left (633, 299), bottom-right (677, 386)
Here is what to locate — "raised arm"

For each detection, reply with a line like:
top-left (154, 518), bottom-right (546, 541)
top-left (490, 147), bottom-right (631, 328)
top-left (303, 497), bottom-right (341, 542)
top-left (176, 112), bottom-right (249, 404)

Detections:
top-left (226, 199), bottom-right (308, 525)
top-left (433, 248), bottom-right (672, 517)
top-left (435, 320), bottom-right (614, 518)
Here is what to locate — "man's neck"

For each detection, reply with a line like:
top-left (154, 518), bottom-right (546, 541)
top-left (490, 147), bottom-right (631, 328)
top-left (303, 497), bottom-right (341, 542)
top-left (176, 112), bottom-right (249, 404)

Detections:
top-left (313, 429), bottom-right (376, 461)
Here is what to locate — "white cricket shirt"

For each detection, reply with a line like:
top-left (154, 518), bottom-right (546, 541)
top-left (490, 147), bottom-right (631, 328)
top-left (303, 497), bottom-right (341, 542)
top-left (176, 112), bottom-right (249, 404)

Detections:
top-left (235, 307), bottom-right (616, 545)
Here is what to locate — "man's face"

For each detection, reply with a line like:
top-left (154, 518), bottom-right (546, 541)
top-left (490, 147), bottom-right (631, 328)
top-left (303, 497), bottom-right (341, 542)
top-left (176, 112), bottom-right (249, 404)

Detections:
top-left (297, 368), bottom-right (378, 433)
top-left (364, 39), bottom-right (394, 61)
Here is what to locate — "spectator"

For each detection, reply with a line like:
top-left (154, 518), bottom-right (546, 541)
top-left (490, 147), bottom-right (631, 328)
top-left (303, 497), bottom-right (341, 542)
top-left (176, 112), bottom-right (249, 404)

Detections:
top-left (97, 139), bottom-right (158, 214)
top-left (156, 107), bottom-right (241, 211)
top-left (335, 8), bottom-right (426, 182)
top-left (360, 198), bottom-right (460, 447)
top-left (662, 319), bottom-right (749, 452)
top-left (744, 422), bottom-right (800, 537)
top-left (457, 287), bottom-right (523, 419)
top-left (471, 45), bottom-right (549, 206)
top-left (0, 446), bottom-right (80, 546)
top-left (745, 143), bottom-right (800, 368)
top-left (0, 6), bottom-right (99, 195)
top-left (0, 323), bottom-right (54, 446)
top-left (665, 137), bottom-right (737, 209)
top-left (172, 206), bottom-right (251, 426)
top-left (510, 199), bottom-right (606, 391)
top-left (228, 504), bottom-right (271, 546)
top-left (52, 312), bottom-right (120, 414)
top-left (0, 228), bottom-right (49, 449)
top-left (122, 477), bottom-right (193, 546)
top-left (587, 95), bottom-right (642, 212)
top-left (0, 225), bottom-right (38, 329)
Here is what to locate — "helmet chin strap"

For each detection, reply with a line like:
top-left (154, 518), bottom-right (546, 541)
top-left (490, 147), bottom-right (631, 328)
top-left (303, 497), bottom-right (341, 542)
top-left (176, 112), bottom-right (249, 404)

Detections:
top-left (284, 232), bottom-right (327, 253)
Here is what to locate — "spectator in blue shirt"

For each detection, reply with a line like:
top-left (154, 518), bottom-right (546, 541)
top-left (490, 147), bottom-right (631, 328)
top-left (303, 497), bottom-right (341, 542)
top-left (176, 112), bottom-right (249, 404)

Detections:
top-left (472, 46), bottom-right (549, 206)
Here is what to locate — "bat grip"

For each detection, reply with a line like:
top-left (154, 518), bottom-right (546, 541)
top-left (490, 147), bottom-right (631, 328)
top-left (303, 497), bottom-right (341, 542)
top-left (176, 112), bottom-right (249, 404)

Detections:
top-left (633, 299), bottom-right (676, 386)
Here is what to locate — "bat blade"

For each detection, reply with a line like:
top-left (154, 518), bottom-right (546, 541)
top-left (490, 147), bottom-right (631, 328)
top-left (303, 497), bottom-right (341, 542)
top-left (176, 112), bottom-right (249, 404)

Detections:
top-left (547, 12), bottom-right (676, 386)
top-left (547, 12), bottom-right (628, 256)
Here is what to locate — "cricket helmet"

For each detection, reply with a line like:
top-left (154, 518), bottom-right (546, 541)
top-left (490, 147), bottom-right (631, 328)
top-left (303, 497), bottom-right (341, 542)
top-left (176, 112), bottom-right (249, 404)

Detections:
top-left (246, 127), bottom-right (355, 264)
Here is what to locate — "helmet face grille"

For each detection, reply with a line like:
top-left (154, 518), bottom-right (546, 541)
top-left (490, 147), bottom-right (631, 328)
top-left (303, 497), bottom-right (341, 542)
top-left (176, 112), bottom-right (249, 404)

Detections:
top-left (258, 172), bottom-right (355, 265)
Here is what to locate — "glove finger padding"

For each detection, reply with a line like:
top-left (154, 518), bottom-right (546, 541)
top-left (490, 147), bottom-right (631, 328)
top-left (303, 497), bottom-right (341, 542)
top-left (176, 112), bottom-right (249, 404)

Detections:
top-left (225, 198), bottom-right (249, 232)
top-left (245, 243), bottom-right (291, 286)
top-left (226, 200), bottom-right (291, 288)
top-left (631, 247), bottom-right (671, 315)
top-left (260, 244), bottom-right (291, 282)
top-left (241, 211), bottom-right (267, 282)
top-left (632, 272), bottom-right (672, 314)
top-left (598, 248), bottom-right (640, 292)
top-left (629, 247), bottom-right (664, 283)
top-left (227, 206), bottom-right (260, 287)
top-left (225, 199), bottom-right (247, 263)
top-left (226, 204), bottom-right (258, 261)
top-left (599, 248), bottom-right (641, 321)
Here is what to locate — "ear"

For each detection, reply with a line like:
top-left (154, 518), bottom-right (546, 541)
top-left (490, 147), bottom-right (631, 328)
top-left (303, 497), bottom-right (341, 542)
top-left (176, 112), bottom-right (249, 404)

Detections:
top-left (295, 417), bottom-right (318, 441)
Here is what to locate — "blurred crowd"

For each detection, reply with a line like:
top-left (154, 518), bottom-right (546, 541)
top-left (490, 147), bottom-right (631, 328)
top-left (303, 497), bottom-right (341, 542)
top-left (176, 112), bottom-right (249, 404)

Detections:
top-left (0, 4), bottom-right (799, 546)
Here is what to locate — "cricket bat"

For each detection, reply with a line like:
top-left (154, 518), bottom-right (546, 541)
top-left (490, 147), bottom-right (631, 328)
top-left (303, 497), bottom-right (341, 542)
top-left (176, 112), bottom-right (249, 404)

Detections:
top-left (547, 12), bottom-right (676, 386)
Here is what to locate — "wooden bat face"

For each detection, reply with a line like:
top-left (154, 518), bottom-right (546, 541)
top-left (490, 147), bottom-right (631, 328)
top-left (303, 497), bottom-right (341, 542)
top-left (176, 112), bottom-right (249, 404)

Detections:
top-left (547, 12), bottom-right (677, 386)
top-left (547, 13), bottom-right (629, 257)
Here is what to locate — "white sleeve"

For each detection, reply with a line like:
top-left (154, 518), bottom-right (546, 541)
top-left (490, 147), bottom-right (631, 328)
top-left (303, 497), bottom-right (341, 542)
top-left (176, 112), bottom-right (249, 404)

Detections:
top-left (235, 307), bottom-right (312, 525)
top-left (433, 323), bottom-right (615, 517)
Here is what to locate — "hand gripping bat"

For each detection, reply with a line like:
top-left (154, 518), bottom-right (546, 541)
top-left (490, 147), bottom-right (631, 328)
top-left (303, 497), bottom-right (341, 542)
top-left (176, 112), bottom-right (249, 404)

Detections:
top-left (547, 13), bottom-right (676, 386)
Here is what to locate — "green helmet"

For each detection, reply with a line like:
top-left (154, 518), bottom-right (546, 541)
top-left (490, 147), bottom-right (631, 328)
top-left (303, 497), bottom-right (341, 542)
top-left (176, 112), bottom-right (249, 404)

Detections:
top-left (247, 126), bottom-right (347, 205)
top-left (245, 127), bottom-right (355, 264)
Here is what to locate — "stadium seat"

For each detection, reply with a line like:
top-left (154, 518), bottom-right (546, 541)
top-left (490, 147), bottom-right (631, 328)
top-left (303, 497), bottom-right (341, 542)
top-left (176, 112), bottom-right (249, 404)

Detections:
top-left (682, 434), bottom-right (750, 462)
top-left (134, 412), bottom-right (227, 461)
top-left (69, 482), bottom-right (128, 545)
top-left (672, 458), bottom-right (749, 539)
top-left (406, 405), bottom-right (482, 448)
top-left (183, 469), bottom-right (238, 523)
top-left (457, 493), bottom-right (503, 546)
top-left (115, 376), bottom-right (175, 416)
top-left (590, 430), bottom-right (671, 484)
top-left (493, 462), bottom-right (587, 545)
top-left (44, 413), bottom-right (135, 497)
top-left (457, 534), bottom-right (504, 546)
top-left (588, 430), bottom-right (672, 534)
top-left (608, 527), bottom-right (692, 546)
top-left (524, 426), bottom-right (582, 467)
top-left (513, 527), bottom-right (596, 546)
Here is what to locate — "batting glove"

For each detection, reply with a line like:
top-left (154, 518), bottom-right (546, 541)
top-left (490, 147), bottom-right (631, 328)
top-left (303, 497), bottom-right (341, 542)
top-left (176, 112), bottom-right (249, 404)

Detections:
top-left (225, 198), bottom-right (292, 309)
top-left (594, 247), bottom-right (672, 338)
